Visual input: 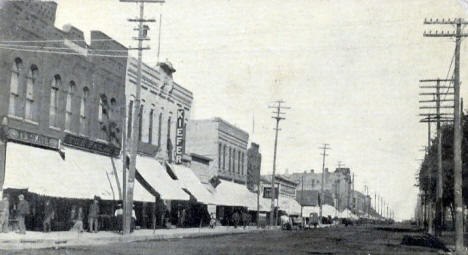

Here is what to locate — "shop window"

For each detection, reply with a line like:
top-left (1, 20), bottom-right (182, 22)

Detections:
top-left (80, 87), bottom-right (89, 135)
top-left (49, 75), bottom-right (61, 127)
top-left (65, 81), bottom-right (75, 131)
top-left (25, 65), bottom-right (38, 121)
top-left (9, 58), bottom-right (22, 116)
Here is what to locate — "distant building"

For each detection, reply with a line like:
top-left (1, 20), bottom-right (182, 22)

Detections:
top-left (286, 168), bottom-right (352, 211)
top-left (261, 175), bottom-right (301, 216)
top-left (186, 118), bottom-right (249, 184)
top-left (246, 143), bottom-right (262, 191)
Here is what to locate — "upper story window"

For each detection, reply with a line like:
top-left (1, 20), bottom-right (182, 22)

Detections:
top-left (25, 65), bottom-right (38, 121)
top-left (157, 112), bottom-right (162, 146)
top-left (138, 104), bottom-right (144, 142)
top-left (80, 87), bottom-right (89, 135)
top-left (98, 96), bottom-right (104, 122)
top-left (65, 81), bottom-right (75, 131)
top-left (149, 108), bottom-right (154, 144)
top-left (110, 97), bottom-right (117, 120)
top-left (49, 75), bottom-right (61, 127)
top-left (9, 58), bottom-right (23, 116)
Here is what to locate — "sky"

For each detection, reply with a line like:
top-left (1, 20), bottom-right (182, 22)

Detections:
top-left (53, 0), bottom-right (468, 220)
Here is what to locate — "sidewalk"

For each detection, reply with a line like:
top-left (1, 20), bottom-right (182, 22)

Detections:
top-left (0, 226), bottom-right (276, 250)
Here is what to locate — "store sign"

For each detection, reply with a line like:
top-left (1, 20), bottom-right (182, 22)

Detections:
top-left (63, 134), bottom-right (119, 157)
top-left (7, 128), bottom-right (59, 149)
top-left (175, 109), bottom-right (185, 164)
top-left (263, 187), bottom-right (279, 199)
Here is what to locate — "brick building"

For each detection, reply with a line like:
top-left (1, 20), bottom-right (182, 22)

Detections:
top-left (124, 57), bottom-right (193, 161)
top-left (0, 0), bottom-right (128, 197)
top-left (286, 168), bottom-right (352, 211)
top-left (186, 118), bottom-right (249, 184)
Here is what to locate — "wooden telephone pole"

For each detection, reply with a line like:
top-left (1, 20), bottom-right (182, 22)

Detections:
top-left (424, 18), bottom-right (466, 252)
top-left (319, 144), bottom-right (330, 223)
top-left (268, 100), bottom-right (289, 226)
top-left (419, 78), bottom-right (454, 236)
top-left (120, 0), bottom-right (162, 235)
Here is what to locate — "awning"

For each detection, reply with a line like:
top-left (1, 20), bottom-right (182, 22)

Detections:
top-left (278, 196), bottom-right (302, 215)
top-left (168, 164), bottom-right (216, 204)
top-left (4, 142), bottom-right (155, 202)
top-left (210, 180), bottom-right (261, 209)
top-left (122, 157), bottom-right (189, 201)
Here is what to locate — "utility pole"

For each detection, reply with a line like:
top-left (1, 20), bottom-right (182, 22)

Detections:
top-left (319, 143), bottom-right (330, 223)
top-left (419, 78), bottom-right (454, 236)
top-left (268, 100), bottom-right (289, 227)
top-left (424, 18), bottom-right (467, 253)
top-left (120, 0), bottom-right (161, 235)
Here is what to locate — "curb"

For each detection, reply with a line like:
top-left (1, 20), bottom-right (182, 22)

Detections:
top-left (0, 228), bottom-right (274, 250)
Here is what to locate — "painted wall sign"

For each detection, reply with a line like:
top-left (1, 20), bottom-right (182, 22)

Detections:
top-left (175, 109), bottom-right (185, 164)
top-left (63, 134), bottom-right (119, 157)
top-left (7, 128), bottom-right (59, 149)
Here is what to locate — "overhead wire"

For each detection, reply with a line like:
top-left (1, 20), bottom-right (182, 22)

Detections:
top-left (0, 45), bottom-right (128, 58)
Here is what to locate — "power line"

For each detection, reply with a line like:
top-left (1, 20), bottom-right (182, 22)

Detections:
top-left (0, 45), bottom-right (128, 58)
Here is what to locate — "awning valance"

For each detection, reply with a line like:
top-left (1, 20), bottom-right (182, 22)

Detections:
top-left (4, 142), bottom-right (155, 202)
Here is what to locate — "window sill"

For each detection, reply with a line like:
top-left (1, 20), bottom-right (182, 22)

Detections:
top-left (7, 114), bottom-right (23, 121)
top-left (49, 126), bottom-right (61, 131)
top-left (23, 119), bottom-right (38, 125)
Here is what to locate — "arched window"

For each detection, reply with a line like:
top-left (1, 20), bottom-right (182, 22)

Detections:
top-left (238, 150), bottom-right (241, 174)
top-left (157, 113), bottom-right (162, 146)
top-left (25, 65), bottom-right (38, 121)
top-left (98, 95), bottom-right (103, 122)
top-left (127, 100), bottom-right (134, 139)
top-left (49, 75), bottom-right (61, 127)
top-left (149, 108), bottom-right (154, 144)
top-left (110, 97), bottom-right (117, 120)
top-left (228, 147), bottom-right (232, 172)
top-left (9, 58), bottom-right (22, 116)
top-left (138, 104), bottom-right (144, 142)
top-left (223, 145), bottom-right (227, 170)
top-left (65, 81), bottom-right (75, 131)
top-left (218, 143), bottom-right (222, 170)
top-left (167, 116), bottom-right (171, 141)
top-left (80, 87), bottom-right (89, 135)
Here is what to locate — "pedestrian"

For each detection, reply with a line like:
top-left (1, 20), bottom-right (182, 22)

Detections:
top-left (88, 199), bottom-right (99, 233)
top-left (17, 194), bottom-right (29, 234)
top-left (42, 199), bottom-right (54, 232)
top-left (232, 211), bottom-right (240, 228)
top-left (71, 207), bottom-right (84, 232)
top-left (181, 208), bottom-right (187, 227)
top-left (0, 196), bottom-right (9, 233)
top-left (114, 203), bottom-right (123, 232)
top-left (131, 204), bottom-right (136, 233)
top-left (209, 213), bottom-right (216, 229)
top-left (242, 211), bottom-right (251, 229)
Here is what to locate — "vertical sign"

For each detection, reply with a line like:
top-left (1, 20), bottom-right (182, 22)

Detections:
top-left (175, 109), bottom-right (185, 164)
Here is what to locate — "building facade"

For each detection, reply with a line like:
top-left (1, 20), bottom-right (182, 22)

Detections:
top-left (286, 168), bottom-right (352, 211)
top-left (0, 0), bottom-right (127, 171)
top-left (124, 58), bottom-right (193, 162)
top-left (186, 118), bottom-right (249, 184)
top-left (246, 142), bottom-right (262, 192)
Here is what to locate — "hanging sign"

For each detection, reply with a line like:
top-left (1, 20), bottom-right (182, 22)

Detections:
top-left (175, 109), bottom-right (185, 164)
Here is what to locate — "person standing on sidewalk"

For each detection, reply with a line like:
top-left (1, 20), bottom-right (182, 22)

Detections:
top-left (42, 199), bottom-right (54, 232)
top-left (88, 199), bottom-right (99, 233)
top-left (17, 194), bottom-right (29, 234)
top-left (0, 196), bottom-right (10, 233)
top-left (232, 211), bottom-right (240, 228)
top-left (71, 207), bottom-right (84, 232)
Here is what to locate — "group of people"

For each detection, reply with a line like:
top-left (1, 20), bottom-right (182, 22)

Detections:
top-left (231, 210), bottom-right (251, 229)
top-left (0, 194), bottom-right (30, 234)
top-left (0, 195), bottom-right (101, 234)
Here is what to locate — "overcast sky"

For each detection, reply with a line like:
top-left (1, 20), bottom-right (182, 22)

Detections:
top-left (55, 0), bottom-right (468, 220)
